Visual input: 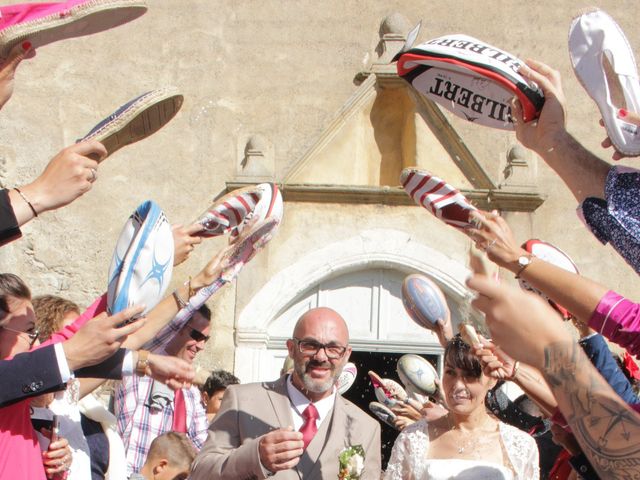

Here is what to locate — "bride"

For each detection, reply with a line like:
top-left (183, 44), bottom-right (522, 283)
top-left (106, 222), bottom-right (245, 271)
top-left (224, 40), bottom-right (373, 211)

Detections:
top-left (384, 336), bottom-right (539, 479)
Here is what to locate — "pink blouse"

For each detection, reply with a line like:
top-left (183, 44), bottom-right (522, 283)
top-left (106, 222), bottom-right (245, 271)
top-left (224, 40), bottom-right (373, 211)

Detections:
top-left (0, 295), bottom-right (105, 480)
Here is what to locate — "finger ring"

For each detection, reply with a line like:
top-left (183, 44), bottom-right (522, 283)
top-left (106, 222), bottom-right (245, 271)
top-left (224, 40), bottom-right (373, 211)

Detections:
top-left (486, 239), bottom-right (497, 250)
top-left (89, 168), bottom-right (97, 182)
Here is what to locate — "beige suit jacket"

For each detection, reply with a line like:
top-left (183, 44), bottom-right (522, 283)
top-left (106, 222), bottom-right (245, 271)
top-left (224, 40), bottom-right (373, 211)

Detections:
top-left (191, 376), bottom-right (381, 480)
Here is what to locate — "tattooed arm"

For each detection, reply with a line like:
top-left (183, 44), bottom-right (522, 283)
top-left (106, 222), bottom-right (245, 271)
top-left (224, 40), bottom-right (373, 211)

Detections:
top-left (543, 341), bottom-right (640, 478)
top-left (467, 274), bottom-right (640, 479)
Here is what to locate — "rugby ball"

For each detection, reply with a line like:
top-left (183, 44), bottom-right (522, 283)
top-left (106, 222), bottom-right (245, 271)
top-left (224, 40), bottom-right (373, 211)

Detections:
top-left (396, 34), bottom-right (544, 130)
top-left (397, 354), bottom-right (439, 397)
top-left (336, 362), bottom-right (357, 395)
top-left (369, 401), bottom-right (398, 429)
top-left (107, 200), bottom-right (174, 315)
top-left (402, 274), bottom-right (449, 331)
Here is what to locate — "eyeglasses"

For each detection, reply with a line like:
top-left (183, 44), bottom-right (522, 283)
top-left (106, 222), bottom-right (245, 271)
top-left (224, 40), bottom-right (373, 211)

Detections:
top-left (293, 338), bottom-right (347, 359)
top-left (1, 325), bottom-right (39, 347)
top-left (189, 328), bottom-right (210, 343)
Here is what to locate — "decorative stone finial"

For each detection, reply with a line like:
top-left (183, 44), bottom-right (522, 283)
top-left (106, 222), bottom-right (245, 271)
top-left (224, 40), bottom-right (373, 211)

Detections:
top-left (376, 13), bottom-right (413, 64)
top-left (501, 144), bottom-right (535, 189)
top-left (237, 134), bottom-right (274, 179)
top-left (380, 13), bottom-right (412, 36)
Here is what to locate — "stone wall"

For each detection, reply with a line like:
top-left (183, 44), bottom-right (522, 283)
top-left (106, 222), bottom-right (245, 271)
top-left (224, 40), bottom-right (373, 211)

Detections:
top-left (2, 0), bottom-right (638, 372)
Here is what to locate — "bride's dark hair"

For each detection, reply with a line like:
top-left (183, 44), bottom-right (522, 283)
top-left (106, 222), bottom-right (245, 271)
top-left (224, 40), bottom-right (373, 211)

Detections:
top-left (443, 334), bottom-right (482, 379)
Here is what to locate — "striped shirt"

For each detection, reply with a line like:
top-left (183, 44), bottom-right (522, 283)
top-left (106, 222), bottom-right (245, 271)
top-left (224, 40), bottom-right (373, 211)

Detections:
top-left (114, 373), bottom-right (207, 476)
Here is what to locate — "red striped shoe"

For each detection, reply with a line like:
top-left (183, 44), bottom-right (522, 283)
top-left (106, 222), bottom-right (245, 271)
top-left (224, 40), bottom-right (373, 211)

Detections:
top-left (195, 183), bottom-right (283, 239)
top-left (400, 167), bottom-right (477, 229)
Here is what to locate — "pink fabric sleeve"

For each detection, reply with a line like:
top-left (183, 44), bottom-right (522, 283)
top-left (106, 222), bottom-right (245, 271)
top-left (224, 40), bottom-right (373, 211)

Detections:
top-left (588, 290), bottom-right (640, 357)
top-left (38, 293), bottom-right (107, 347)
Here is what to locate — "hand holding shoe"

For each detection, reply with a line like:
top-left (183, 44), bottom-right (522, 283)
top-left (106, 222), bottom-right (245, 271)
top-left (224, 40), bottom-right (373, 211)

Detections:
top-left (172, 223), bottom-right (204, 266)
top-left (0, 41), bottom-right (33, 110)
top-left (10, 140), bottom-right (108, 228)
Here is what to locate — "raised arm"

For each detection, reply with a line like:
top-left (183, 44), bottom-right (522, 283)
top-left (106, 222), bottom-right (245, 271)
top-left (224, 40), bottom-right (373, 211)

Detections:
top-left (122, 243), bottom-right (231, 350)
top-left (468, 274), bottom-right (640, 480)
top-left (513, 59), bottom-right (611, 203)
top-left (467, 211), bottom-right (608, 324)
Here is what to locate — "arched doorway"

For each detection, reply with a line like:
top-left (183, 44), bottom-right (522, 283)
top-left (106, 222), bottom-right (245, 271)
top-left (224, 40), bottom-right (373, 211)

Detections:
top-left (233, 229), bottom-right (479, 381)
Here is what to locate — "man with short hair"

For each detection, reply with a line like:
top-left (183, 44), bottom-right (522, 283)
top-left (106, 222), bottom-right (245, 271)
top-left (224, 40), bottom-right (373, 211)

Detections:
top-left (191, 307), bottom-right (381, 480)
top-left (115, 305), bottom-right (212, 476)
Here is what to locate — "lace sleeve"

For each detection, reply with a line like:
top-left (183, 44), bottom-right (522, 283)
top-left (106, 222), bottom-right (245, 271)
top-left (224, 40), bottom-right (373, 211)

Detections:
top-left (383, 419), bottom-right (429, 480)
top-left (499, 423), bottom-right (540, 480)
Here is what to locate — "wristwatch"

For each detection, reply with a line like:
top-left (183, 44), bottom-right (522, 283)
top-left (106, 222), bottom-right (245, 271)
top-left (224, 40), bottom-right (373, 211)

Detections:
top-left (515, 254), bottom-right (534, 279)
top-left (135, 350), bottom-right (150, 376)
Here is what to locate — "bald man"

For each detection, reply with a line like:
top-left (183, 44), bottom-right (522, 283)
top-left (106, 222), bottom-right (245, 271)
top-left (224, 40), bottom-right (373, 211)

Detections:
top-left (191, 307), bottom-right (381, 480)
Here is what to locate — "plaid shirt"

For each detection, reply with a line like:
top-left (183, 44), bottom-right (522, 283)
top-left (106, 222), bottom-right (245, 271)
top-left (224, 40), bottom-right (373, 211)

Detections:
top-left (115, 278), bottom-right (227, 475)
top-left (115, 373), bottom-right (208, 476)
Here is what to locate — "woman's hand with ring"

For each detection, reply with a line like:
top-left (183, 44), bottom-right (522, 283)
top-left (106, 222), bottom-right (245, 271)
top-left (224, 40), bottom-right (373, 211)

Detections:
top-left (465, 210), bottom-right (525, 269)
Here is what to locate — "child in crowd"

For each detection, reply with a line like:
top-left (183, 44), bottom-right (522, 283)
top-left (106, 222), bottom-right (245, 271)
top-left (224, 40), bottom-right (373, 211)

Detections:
top-left (130, 432), bottom-right (196, 480)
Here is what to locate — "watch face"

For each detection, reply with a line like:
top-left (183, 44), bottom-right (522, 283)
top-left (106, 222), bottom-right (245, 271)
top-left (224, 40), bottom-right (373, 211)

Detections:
top-left (519, 256), bottom-right (531, 266)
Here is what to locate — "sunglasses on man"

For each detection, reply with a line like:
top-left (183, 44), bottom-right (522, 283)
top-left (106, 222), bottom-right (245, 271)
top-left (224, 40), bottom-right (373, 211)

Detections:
top-left (188, 328), bottom-right (210, 343)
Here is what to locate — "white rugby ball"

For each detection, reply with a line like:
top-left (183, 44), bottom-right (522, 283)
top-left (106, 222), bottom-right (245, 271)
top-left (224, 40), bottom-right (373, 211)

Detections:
top-left (107, 200), bottom-right (174, 315)
top-left (397, 354), bottom-right (439, 397)
top-left (336, 362), bottom-right (357, 395)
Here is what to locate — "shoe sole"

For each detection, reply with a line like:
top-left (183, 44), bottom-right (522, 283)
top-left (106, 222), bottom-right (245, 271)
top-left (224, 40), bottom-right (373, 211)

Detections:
top-left (569, 9), bottom-right (640, 156)
top-left (80, 87), bottom-right (183, 159)
top-left (0, 0), bottom-right (147, 60)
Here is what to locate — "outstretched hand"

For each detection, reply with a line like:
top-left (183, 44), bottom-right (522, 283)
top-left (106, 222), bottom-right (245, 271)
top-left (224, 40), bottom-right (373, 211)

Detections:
top-left (600, 111), bottom-right (640, 160)
top-left (512, 59), bottom-right (568, 155)
top-left (0, 42), bottom-right (34, 110)
top-left (145, 353), bottom-right (194, 390)
top-left (466, 210), bottom-right (525, 271)
top-left (472, 335), bottom-right (517, 380)
top-left (62, 305), bottom-right (146, 371)
top-left (19, 140), bottom-right (107, 215)
top-left (466, 272), bottom-right (569, 370)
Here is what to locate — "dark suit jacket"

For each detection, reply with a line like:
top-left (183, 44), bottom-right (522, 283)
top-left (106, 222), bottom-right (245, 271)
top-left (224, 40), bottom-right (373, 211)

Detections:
top-left (0, 189), bottom-right (21, 247)
top-left (191, 375), bottom-right (381, 480)
top-left (1, 345), bottom-right (126, 409)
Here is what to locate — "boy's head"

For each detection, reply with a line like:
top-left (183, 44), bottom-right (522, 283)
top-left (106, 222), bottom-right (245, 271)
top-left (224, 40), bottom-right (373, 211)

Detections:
top-left (200, 369), bottom-right (240, 417)
top-left (140, 432), bottom-right (196, 480)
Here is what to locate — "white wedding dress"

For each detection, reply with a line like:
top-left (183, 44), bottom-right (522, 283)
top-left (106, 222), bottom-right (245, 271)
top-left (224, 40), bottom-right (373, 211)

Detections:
top-left (384, 419), bottom-right (539, 480)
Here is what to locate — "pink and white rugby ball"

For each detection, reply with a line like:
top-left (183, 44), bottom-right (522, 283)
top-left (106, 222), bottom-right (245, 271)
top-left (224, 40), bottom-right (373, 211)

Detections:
top-left (402, 274), bottom-right (450, 331)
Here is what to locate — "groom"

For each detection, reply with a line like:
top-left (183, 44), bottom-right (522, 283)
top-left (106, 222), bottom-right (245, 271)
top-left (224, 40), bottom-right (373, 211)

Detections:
top-left (191, 307), bottom-right (381, 479)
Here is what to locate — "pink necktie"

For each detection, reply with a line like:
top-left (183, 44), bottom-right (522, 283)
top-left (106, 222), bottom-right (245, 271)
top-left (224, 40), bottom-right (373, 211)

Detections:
top-left (172, 389), bottom-right (188, 433)
top-left (299, 404), bottom-right (319, 449)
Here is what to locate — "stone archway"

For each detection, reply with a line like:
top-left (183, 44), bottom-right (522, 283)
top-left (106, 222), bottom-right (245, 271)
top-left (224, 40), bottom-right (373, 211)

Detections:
top-left (233, 228), bottom-right (478, 382)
